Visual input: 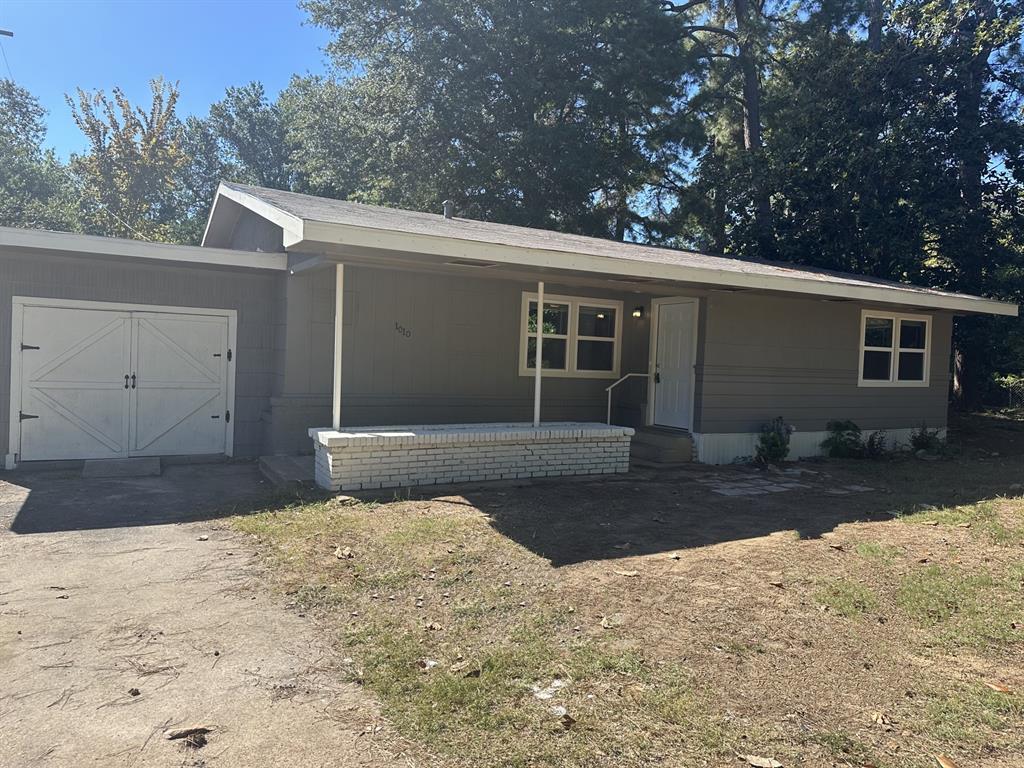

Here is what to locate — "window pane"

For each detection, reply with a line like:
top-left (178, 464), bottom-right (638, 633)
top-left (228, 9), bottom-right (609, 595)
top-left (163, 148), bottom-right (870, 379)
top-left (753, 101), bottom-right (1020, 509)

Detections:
top-left (528, 301), bottom-right (569, 335)
top-left (863, 350), bottom-right (892, 380)
top-left (899, 320), bottom-right (927, 350)
top-left (898, 351), bottom-right (925, 381)
top-left (578, 306), bottom-right (616, 338)
top-left (577, 340), bottom-right (615, 371)
top-left (526, 337), bottom-right (567, 370)
top-left (864, 317), bottom-right (893, 348)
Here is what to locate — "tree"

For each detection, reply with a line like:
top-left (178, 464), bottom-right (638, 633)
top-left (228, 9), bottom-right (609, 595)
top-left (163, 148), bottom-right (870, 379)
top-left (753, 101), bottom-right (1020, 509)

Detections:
top-left (208, 81), bottom-right (292, 189)
top-left (0, 79), bottom-right (78, 230)
top-left (290, 0), bottom-right (692, 239)
top-left (67, 77), bottom-right (187, 242)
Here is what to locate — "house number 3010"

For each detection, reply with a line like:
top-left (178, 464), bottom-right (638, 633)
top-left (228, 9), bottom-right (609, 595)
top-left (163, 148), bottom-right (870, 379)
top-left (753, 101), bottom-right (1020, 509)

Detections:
top-left (395, 322), bottom-right (412, 338)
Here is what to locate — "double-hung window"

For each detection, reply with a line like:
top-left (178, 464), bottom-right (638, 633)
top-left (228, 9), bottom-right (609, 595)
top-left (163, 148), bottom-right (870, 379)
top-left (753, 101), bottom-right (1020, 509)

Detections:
top-left (858, 310), bottom-right (930, 387)
top-left (519, 292), bottom-right (622, 378)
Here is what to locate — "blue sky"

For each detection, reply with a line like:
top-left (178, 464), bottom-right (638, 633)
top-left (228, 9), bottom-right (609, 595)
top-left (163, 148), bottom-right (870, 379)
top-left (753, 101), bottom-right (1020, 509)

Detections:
top-left (0, 0), bottom-right (331, 158)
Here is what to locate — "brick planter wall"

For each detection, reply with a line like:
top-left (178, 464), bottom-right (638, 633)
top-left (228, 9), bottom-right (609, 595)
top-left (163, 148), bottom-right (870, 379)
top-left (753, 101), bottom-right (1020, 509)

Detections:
top-left (309, 422), bottom-right (635, 492)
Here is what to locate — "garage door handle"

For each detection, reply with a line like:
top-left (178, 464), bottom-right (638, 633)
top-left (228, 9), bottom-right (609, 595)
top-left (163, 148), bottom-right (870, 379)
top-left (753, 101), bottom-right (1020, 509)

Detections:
top-left (19, 411), bottom-right (39, 421)
top-left (131, 373), bottom-right (136, 389)
top-left (124, 375), bottom-right (130, 389)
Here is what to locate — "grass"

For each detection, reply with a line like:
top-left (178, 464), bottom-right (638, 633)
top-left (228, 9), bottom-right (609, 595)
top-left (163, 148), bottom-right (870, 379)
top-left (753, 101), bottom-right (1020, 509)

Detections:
top-left (232, 414), bottom-right (1024, 768)
top-left (923, 683), bottom-right (1024, 747)
top-left (814, 578), bottom-right (879, 617)
top-left (900, 499), bottom-right (1024, 545)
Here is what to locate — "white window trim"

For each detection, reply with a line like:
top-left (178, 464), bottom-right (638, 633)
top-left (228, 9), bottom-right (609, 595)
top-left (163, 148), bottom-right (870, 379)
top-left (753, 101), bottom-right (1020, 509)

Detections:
top-left (518, 292), bottom-right (623, 379)
top-left (858, 309), bottom-right (931, 388)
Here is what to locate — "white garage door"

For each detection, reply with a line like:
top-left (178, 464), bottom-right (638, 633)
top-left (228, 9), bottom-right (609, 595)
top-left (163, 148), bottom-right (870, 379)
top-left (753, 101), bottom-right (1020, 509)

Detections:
top-left (14, 301), bottom-right (233, 461)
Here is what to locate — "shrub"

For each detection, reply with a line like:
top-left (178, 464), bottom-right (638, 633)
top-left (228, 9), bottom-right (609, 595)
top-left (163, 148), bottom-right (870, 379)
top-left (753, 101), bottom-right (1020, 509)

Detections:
top-left (755, 417), bottom-right (794, 463)
top-left (910, 423), bottom-right (943, 453)
top-left (865, 430), bottom-right (888, 458)
top-left (821, 420), bottom-right (864, 458)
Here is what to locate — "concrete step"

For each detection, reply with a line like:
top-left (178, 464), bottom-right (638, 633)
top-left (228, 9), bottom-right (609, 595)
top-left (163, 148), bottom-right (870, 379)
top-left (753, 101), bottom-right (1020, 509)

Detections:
top-left (259, 454), bottom-right (315, 489)
top-left (631, 427), bottom-right (693, 463)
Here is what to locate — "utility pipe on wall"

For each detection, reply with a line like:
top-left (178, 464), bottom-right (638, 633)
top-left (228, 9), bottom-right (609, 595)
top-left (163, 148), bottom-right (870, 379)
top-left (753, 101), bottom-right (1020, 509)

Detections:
top-left (533, 280), bottom-right (543, 427)
top-left (332, 263), bottom-right (345, 430)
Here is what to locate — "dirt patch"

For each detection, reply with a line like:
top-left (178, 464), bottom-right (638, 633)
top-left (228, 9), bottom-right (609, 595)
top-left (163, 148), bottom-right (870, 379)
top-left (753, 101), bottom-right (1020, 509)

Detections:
top-left (235, 418), bottom-right (1024, 768)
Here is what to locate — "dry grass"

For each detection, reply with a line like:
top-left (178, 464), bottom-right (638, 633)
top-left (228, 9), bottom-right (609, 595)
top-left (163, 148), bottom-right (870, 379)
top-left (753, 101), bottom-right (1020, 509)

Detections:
top-left (233, 414), bottom-right (1024, 768)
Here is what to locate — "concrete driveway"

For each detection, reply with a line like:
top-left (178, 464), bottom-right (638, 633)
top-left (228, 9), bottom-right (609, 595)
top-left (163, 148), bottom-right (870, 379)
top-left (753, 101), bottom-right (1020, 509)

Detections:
top-left (0, 462), bottom-right (417, 768)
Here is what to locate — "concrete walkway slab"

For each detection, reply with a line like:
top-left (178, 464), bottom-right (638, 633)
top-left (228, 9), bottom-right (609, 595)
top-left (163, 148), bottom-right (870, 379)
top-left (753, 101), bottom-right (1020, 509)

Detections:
top-left (0, 463), bottom-right (416, 768)
top-left (82, 456), bottom-right (162, 478)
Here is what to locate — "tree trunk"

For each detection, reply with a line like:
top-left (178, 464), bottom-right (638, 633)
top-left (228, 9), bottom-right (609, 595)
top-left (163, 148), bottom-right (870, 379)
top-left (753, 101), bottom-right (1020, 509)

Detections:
top-left (732, 0), bottom-right (773, 257)
top-left (867, 0), bottom-right (883, 52)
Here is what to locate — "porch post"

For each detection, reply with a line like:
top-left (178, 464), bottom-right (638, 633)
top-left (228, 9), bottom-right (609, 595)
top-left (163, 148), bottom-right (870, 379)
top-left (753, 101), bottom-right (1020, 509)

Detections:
top-left (332, 263), bottom-right (345, 430)
top-left (533, 280), bottom-right (544, 427)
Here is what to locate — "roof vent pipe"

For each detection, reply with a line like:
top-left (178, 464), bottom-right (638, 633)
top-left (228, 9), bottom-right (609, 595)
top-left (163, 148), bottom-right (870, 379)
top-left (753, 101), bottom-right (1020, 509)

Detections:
top-left (442, 199), bottom-right (455, 219)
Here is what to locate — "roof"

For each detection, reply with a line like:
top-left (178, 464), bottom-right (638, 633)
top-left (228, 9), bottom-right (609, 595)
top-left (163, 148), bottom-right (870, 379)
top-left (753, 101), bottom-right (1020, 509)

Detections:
top-left (204, 181), bottom-right (1017, 316)
top-left (0, 226), bottom-right (287, 271)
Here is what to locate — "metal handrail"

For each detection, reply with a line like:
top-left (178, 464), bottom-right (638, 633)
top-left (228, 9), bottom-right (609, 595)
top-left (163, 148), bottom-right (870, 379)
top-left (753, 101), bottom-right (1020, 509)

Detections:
top-left (605, 373), bottom-right (650, 424)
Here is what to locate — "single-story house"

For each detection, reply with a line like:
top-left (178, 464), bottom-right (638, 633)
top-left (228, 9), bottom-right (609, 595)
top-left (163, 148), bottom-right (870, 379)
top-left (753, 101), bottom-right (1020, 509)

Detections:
top-left (2, 181), bottom-right (1016, 490)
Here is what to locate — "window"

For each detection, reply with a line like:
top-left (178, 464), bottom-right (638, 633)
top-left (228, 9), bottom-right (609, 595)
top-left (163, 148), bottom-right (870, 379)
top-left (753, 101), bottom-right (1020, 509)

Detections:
top-left (520, 292), bottom-right (622, 378)
top-left (858, 311), bottom-right (930, 387)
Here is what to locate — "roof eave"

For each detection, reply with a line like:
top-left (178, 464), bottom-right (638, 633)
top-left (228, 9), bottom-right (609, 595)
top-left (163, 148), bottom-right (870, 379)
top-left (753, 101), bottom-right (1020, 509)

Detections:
top-left (0, 226), bottom-right (288, 271)
top-left (289, 220), bottom-right (1018, 317)
top-left (203, 182), bottom-right (307, 249)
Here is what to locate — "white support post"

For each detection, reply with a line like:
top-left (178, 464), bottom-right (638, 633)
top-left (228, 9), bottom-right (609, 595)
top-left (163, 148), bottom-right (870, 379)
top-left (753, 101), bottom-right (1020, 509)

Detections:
top-left (332, 263), bottom-right (345, 430)
top-left (533, 280), bottom-right (544, 427)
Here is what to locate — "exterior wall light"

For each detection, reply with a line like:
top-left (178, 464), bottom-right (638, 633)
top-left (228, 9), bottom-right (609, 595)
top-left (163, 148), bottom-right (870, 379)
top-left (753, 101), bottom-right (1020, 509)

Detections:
top-left (632, 306), bottom-right (644, 318)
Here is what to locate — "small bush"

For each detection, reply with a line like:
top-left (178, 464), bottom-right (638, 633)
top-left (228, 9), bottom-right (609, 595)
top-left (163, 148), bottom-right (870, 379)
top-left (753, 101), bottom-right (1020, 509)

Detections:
top-left (821, 420), bottom-right (864, 458)
top-left (865, 430), bottom-right (887, 458)
top-left (755, 417), bottom-right (794, 463)
top-left (910, 423), bottom-right (943, 452)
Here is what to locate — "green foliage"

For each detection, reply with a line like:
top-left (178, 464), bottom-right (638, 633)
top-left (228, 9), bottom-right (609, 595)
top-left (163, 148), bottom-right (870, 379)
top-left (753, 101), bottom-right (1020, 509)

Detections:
top-left (755, 416), bottom-right (793, 463)
top-left (910, 424), bottom-right (944, 453)
top-left (0, 79), bottom-right (79, 231)
top-left (292, 0), bottom-right (693, 237)
top-left (821, 420), bottom-right (865, 458)
top-left (67, 78), bottom-right (189, 242)
top-left (865, 430), bottom-right (888, 458)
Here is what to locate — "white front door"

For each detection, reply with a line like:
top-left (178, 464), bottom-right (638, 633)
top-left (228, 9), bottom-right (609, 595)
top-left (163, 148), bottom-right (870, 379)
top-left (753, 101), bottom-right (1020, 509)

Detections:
top-left (653, 300), bottom-right (696, 430)
top-left (15, 302), bottom-right (230, 461)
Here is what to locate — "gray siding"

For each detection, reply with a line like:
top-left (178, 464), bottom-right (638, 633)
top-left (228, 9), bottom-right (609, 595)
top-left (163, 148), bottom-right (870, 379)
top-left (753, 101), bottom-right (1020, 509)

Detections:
top-left (0, 247), bottom-right (280, 459)
top-left (263, 264), bottom-right (651, 453)
top-left (696, 292), bottom-right (953, 434)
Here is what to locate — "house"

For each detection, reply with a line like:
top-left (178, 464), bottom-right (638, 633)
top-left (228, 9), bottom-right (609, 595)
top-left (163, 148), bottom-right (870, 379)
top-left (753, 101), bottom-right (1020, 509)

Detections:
top-left (2, 181), bottom-right (1016, 490)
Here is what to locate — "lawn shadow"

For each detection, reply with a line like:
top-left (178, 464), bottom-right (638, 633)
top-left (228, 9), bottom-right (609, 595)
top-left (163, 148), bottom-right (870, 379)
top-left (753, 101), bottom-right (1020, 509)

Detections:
top-left (1, 461), bottom-right (299, 534)
top-left (437, 455), bottom-right (1019, 567)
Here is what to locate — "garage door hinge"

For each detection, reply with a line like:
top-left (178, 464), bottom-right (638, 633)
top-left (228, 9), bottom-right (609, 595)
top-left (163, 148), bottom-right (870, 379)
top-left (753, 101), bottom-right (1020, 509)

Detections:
top-left (227, 348), bottom-right (232, 362)
top-left (225, 410), bottom-right (231, 423)
top-left (19, 411), bottom-right (39, 421)
top-left (21, 344), bottom-right (40, 351)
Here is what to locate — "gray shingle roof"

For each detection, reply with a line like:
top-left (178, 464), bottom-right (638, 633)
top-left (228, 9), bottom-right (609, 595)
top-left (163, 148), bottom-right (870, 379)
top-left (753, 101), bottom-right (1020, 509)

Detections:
top-left (218, 181), bottom-right (1015, 314)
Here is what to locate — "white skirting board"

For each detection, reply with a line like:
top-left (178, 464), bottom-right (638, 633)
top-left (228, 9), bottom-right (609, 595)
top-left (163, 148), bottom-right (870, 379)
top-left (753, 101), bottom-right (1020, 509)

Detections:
top-left (693, 426), bottom-right (947, 465)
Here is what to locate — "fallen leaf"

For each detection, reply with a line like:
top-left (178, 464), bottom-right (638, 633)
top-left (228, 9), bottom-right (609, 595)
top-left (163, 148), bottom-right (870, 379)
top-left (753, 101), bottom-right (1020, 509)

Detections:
top-left (415, 659), bottom-right (438, 670)
top-left (612, 542), bottom-right (632, 550)
top-left (165, 725), bottom-right (213, 740)
top-left (560, 712), bottom-right (576, 729)
top-left (425, 621), bottom-right (443, 631)
top-left (614, 570), bottom-right (640, 578)
top-left (600, 613), bottom-right (626, 629)
top-left (828, 543), bottom-right (845, 551)
top-left (984, 681), bottom-right (1012, 693)
top-left (334, 546), bottom-right (354, 559)
top-left (934, 755), bottom-right (958, 768)
top-left (744, 755), bottom-right (783, 768)
top-left (767, 581), bottom-right (784, 588)
top-left (922, 520), bottom-right (939, 526)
